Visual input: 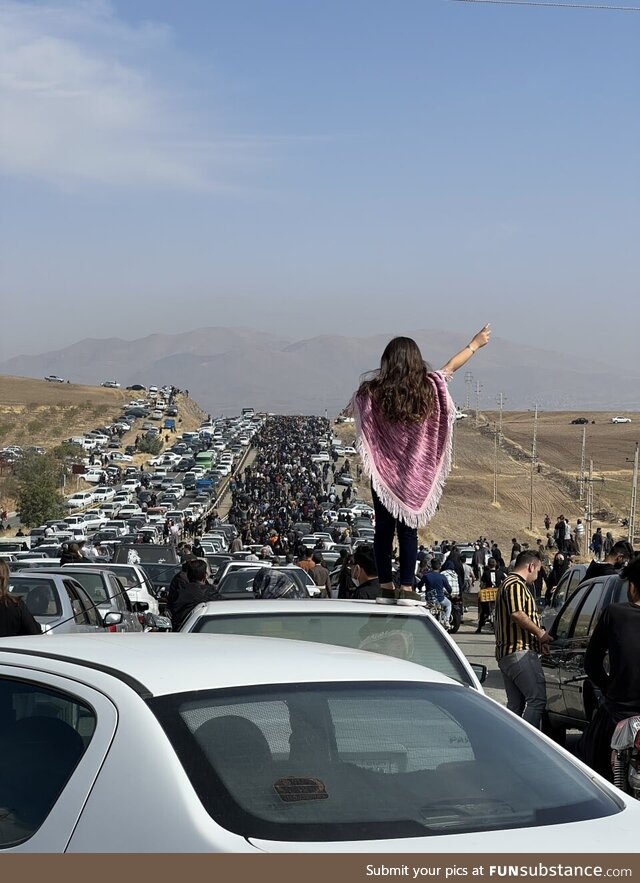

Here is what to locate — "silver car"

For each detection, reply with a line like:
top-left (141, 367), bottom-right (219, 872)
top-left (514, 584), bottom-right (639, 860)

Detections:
top-left (8, 572), bottom-right (122, 634)
top-left (33, 567), bottom-right (144, 633)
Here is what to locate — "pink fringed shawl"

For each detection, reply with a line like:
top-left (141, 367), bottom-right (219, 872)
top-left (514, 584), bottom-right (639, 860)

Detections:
top-left (353, 371), bottom-right (456, 528)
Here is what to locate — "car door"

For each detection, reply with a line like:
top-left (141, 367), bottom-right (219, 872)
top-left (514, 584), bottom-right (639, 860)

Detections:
top-left (0, 666), bottom-right (117, 852)
top-left (559, 581), bottom-right (608, 725)
top-left (107, 575), bottom-right (141, 632)
top-left (542, 583), bottom-right (590, 723)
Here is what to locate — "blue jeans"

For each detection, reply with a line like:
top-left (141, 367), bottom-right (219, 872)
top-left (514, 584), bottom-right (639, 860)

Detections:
top-left (498, 649), bottom-right (547, 729)
top-left (371, 487), bottom-right (417, 586)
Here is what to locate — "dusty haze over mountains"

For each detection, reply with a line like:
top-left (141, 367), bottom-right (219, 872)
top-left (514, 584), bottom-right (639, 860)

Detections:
top-left (0, 327), bottom-right (638, 416)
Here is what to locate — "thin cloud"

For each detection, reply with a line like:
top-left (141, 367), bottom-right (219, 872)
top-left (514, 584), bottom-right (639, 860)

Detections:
top-left (0, 0), bottom-right (267, 191)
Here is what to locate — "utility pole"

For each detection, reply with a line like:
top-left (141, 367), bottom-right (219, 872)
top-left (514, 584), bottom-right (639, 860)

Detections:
top-left (497, 392), bottom-right (506, 444)
top-left (464, 371), bottom-right (473, 411)
top-left (529, 404), bottom-right (539, 531)
top-left (493, 422), bottom-right (498, 504)
top-left (586, 459), bottom-right (594, 547)
top-left (474, 381), bottom-right (483, 428)
top-left (452, 418), bottom-right (457, 468)
top-left (578, 425), bottom-right (587, 503)
top-left (628, 442), bottom-right (639, 546)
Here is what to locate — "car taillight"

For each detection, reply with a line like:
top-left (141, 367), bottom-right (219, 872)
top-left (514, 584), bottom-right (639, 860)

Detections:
top-left (107, 625), bottom-right (118, 633)
top-left (137, 614), bottom-right (146, 625)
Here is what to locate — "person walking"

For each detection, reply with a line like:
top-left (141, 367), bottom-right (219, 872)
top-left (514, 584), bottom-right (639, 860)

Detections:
top-left (591, 527), bottom-right (604, 561)
top-left (0, 561), bottom-right (41, 637)
top-left (574, 518), bottom-right (585, 556)
top-left (494, 550), bottom-right (552, 729)
top-left (347, 325), bottom-right (491, 605)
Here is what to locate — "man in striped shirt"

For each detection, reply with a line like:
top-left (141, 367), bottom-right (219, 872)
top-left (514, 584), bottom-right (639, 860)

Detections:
top-left (494, 550), bottom-right (553, 729)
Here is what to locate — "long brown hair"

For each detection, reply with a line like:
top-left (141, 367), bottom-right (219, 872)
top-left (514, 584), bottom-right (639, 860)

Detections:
top-left (357, 336), bottom-right (434, 424)
top-left (0, 560), bottom-right (18, 605)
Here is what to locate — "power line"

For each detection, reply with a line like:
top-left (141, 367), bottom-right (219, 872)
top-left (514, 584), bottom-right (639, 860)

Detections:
top-left (450, 0), bottom-right (640, 10)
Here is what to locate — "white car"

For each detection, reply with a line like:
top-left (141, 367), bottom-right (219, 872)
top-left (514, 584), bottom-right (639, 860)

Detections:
top-left (0, 633), bottom-right (638, 852)
top-left (93, 487), bottom-right (115, 503)
top-left (65, 491), bottom-right (95, 509)
top-left (44, 374), bottom-right (65, 383)
top-left (611, 416), bottom-right (632, 424)
top-left (64, 563), bottom-right (159, 615)
top-left (150, 410), bottom-right (164, 421)
top-left (80, 512), bottom-right (108, 532)
top-left (121, 479), bottom-right (140, 493)
top-left (108, 452), bottom-right (133, 463)
top-left (180, 600), bottom-right (484, 687)
top-left (117, 505), bottom-right (144, 519)
top-left (101, 380), bottom-right (121, 388)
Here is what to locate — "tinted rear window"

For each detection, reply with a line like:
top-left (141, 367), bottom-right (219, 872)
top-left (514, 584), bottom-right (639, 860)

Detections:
top-left (150, 682), bottom-right (620, 842)
top-left (190, 612), bottom-right (472, 687)
top-left (9, 578), bottom-right (62, 618)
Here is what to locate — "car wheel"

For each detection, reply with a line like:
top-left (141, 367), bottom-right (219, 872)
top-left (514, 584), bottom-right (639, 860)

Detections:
top-left (542, 712), bottom-right (567, 747)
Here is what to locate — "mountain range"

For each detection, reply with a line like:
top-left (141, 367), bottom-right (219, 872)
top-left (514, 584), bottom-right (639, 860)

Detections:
top-left (1, 327), bottom-right (638, 415)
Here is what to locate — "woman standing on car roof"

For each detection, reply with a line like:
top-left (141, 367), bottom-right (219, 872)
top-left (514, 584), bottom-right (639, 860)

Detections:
top-left (347, 325), bottom-right (491, 606)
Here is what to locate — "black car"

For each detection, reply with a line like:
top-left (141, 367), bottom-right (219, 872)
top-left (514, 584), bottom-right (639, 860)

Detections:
top-left (542, 573), bottom-right (627, 743)
top-left (126, 384), bottom-right (147, 391)
top-left (570, 417), bottom-right (589, 425)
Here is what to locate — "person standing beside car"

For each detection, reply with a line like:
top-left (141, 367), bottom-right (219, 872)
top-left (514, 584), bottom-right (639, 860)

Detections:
top-left (0, 561), bottom-right (42, 637)
top-left (494, 550), bottom-right (552, 729)
top-left (579, 555), bottom-right (640, 780)
top-left (168, 558), bottom-right (216, 632)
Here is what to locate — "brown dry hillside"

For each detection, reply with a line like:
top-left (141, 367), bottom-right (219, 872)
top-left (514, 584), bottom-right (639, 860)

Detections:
top-left (0, 375), bottom-right (205, 450)
top-left (0, 375), bottom-right (206, 516)
top-left (336, 410), bottom-right (639, 554)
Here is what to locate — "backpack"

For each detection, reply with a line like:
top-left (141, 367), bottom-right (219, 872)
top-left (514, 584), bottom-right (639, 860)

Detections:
top-left (441, 569), bottom-right (460, 598)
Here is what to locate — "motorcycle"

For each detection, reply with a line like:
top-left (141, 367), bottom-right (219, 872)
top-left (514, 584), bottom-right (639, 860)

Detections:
top-left (611, 715), bottom-right (640, 799)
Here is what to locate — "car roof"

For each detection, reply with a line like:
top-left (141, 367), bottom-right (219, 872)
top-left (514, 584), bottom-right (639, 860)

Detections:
top-left (0, 633), bottom-right (457, 697)
top-left (188, 599), bottom-right (434, 617)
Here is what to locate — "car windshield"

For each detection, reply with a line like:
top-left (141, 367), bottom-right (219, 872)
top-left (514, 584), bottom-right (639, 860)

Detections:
top-left (190, 612), bottom-right (471, 686)
top-left (150, 681), bottom-right (620, 842)
top-left (9, 578), bottom-right (62, 618)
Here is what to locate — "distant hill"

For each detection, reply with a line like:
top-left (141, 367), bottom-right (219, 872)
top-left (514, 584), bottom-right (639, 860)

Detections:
top-left (1, 326), bottom-right (639, 414)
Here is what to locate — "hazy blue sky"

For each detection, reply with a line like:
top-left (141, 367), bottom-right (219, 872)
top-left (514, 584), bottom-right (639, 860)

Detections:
top-left (1, 0), bottom-right (638, 364)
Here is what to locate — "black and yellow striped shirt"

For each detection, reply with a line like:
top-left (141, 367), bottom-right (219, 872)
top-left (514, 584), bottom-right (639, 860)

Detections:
top-left (495, 573), bottom-right (541, 660)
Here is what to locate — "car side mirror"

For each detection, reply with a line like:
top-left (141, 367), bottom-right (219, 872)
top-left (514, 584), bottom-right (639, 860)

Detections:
top-left (132, 601), bottom-right (149, 613)
top-left (471, 663), bottom-right (488, 684)
top-left (103, 611), bottom-right (123, 627)
top-left (144, 613), bottom-right (172, 632)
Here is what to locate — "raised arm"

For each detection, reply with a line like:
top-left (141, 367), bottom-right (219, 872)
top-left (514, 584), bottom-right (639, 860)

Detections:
top-left (441, 324), bottom-right (491, 376)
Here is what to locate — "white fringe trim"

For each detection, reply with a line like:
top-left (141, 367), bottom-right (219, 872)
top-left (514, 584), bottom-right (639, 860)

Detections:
top-left (354, 393), bottom-right (456, 529)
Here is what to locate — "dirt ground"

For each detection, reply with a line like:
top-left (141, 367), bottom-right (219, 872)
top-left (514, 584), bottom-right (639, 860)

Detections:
top-left (335, 410), bottom-right (639, 555)
top-left (0, 376), bottom-right (206, 517)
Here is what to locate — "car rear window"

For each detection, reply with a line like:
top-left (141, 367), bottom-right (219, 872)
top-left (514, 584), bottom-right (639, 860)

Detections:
top-left (150, 682), bottom-right (620, 842)
top-left (189, 612), bottom-right (472, 687)
top-left (8, 578), bottom-right (62, 618)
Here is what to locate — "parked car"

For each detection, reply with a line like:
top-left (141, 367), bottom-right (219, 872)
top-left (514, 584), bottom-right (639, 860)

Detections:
top-left (542, 573), bottom-right (628, 743)
top-left (611, 416), bottom-right (632, 424)
top-left (101, 380), bottom-right (121, 388)
top-left (65, 491), bottom-right (95, 510)
top-left (64, 562), bottom-right (159, 615)
top-left (570, 417), bottom-right (589, 425)
top-left (541, 563), bottom-right (588, 630)
top-left (44, 375), bottom-right (65, 383)
top-left (35, 567), bottom-right (144, 632)
top-left (0, 633), bottom-right (637, 852)
top-left (214, 567), bottom-right (319, 600)
top-left (7, 572), bottom-right (121, 634)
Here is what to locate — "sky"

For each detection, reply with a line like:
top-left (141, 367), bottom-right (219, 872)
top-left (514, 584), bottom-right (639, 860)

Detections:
top-left (0, 0), bottom-right (638, 365)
